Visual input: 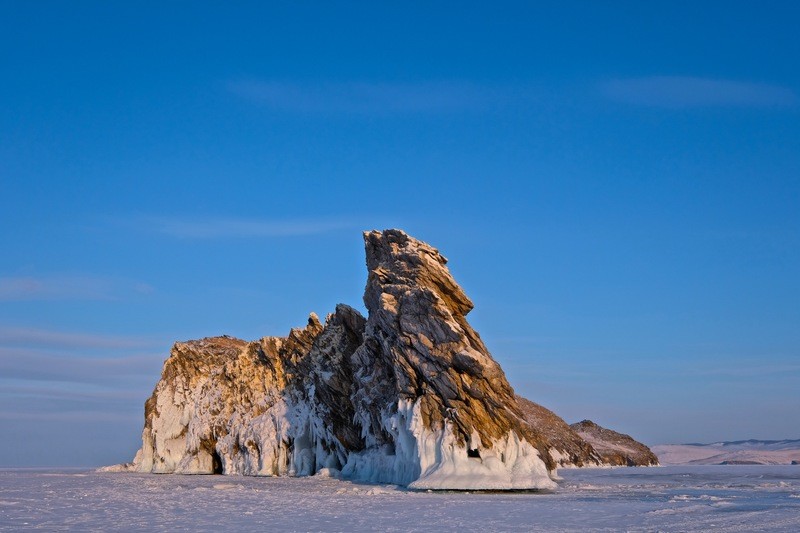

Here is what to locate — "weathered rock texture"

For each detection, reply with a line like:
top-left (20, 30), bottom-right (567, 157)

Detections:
top-left (570, 420), bottom-right (659, 467)
top-left (126, 229), bottom-right (655, 489)
top-left (515, 396), bottom-right (604, 467)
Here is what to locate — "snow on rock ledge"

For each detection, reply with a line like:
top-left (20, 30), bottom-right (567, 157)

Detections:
top-left (125, 229), bottom-right (633, 489)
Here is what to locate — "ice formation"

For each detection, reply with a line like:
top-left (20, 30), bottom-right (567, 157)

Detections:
top-left (124, 229), bottom-right (655, 489)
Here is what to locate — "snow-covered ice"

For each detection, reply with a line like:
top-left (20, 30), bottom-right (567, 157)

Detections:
top-left (1, 465), bottom-right (799, 531)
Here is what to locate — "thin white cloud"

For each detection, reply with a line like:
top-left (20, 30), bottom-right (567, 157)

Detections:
top-left (489, 335), bottom-right (561, 344)
top-left (0, 347), bottom-right (164, 385)
top-left (142, 215), bottom-right (358, 239)
top-left (227, 80), bottom-right (495, 114)
top-left (0, 275), bottom-right (154, 302)
top-left (687, 360), bottom-right (800, 378)
top-left (601, 76), bottom-right (797, 108)
top-left (0, 384), bottom-right (147, 402)
top-left (0, 385), bottom-right (148, 420)
top-left (0, 326), bottom-right (161, 350)
top-left (0, 275), bottom-right (112, 301)
top-left (0, 410), bottom-right (142, 423)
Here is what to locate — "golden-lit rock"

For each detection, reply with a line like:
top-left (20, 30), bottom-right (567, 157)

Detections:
top-left (125, 229), bottom-right (654, 489)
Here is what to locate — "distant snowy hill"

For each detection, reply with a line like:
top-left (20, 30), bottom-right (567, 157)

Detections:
top-left (653, 439), bottom-right (800, 465)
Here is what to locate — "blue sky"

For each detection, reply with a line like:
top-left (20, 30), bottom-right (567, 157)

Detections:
top-left (1, 1), bottom-right (798, 466)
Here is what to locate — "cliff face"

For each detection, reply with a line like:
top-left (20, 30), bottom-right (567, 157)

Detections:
top-left (128, 229), bottom-right (655, 489)
top-left (354, 230), bottom-right (557, 487)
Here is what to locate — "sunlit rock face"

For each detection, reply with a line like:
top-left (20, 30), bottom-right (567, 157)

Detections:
top-left (127, 229), bottom-right (653, 489)
top-left (352, 230), bottom-right (555, 489)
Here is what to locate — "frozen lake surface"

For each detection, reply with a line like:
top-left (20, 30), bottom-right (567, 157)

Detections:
top-left (1, 465), bottom-right (799, 531)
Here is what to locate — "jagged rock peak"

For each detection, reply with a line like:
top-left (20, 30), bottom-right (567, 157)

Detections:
top-left (359, 230), bottom-right (550, 472)
top-left (363, 229), bottom-right (473, 318)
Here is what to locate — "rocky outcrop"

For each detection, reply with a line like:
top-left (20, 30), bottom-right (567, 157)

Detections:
top-left (570, 420), bottom-right (659, 466)
top-left (515, 396), bottom-right (603, 467)
top-left (132, 311), bottom-right (364, 477)
top-left (125, 229), bottom-right (655, 489)
top-left (129, 230), bottom-right (557, 489)
top-left (353, 230), bottom-right (557, 488)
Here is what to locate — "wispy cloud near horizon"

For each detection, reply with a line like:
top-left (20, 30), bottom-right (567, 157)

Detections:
top-left (0, 347), bottom-right (163, 385)
top-left (0, 275), bottom-right (153, 302)
top-left (601, 76), bottom-right (797, 108)
top-left (140, 215), bottom-right (359, 239)
top-left (0, 275), bottom-right (110, 301)
top-left (227, 79), bottom-right (497, 114)
top-left (0, 326), bottom-right (163, 350)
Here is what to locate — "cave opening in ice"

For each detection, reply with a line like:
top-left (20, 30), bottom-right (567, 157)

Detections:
top-left (211, 450), bottom-right (223, 475)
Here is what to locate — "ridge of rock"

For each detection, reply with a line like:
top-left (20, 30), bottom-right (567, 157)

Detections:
top-left (123, 229), bottom-right (654, 489)
top-left (570, 420), bottom-right (659, 466)
top-left (515, 396), bottom-right (603, 467)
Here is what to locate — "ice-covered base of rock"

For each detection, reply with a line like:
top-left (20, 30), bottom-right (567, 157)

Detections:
top-left (130, 395), bottom-right (556, 490)
top-left (375, 400), bottom-right (555, 490)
